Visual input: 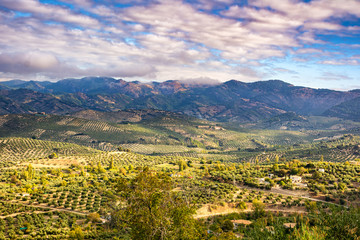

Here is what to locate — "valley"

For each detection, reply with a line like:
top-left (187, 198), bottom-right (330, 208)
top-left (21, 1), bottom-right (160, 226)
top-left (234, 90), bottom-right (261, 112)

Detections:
top-left (3, 0), bottom-right (360, 238)
top-left (0, 78), bottom-right (359, 239)
top-left (0, 108), bottom-right (359, 239)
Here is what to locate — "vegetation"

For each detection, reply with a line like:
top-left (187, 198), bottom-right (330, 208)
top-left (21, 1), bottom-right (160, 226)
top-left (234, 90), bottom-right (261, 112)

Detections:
top-left (0, 112), bottom-right (359, 239)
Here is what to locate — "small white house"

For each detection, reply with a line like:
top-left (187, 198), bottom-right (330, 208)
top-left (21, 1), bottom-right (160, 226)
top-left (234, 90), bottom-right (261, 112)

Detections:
top-left (257, 178), bottom-right (270, 185)
top-left (290, 175), bottom-right (302, 183)
top-left (318, 168), bottom-right (325, 173)
top-left (257, 178), bottom-right (265, 184)
top-left (170, 173), bottom-right (181, 178)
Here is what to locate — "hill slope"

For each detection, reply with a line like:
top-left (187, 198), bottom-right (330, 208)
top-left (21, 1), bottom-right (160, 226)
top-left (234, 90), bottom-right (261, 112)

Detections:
top-left (0, 111), bottom-right (331, 154)
top-left (323, 97), bottom-right (360, 121)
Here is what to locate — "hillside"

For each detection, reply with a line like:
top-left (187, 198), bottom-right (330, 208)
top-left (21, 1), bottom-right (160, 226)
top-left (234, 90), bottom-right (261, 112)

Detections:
top-left (0, 89), bottom-right (83, 114)
top-left (0, 77), bottom-right (359, 122)
top-left (1, 111), bottom-right (359, 162)
top-left (323, 97), bottom-right (360, 121)
top-left (0, 137), bottom-right (99, 168)
top-left (71, 109), bottom-right (197, 123)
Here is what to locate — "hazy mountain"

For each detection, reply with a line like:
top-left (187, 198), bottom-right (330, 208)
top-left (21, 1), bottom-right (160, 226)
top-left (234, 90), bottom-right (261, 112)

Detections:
top-left (219, 80), bottom-right (358, 115)
top-left (1, 80), bottom-right (52, 90)
top-left (323, 97), bottom-right (360, 121)
top-left (0, 89), bottom-right (83, 114)
top-left (0, 77), bottom-right (359, 122)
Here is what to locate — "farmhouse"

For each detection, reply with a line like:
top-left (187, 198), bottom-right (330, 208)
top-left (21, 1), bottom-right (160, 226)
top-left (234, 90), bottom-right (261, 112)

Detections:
top-left (290, 175), bottom-right (302, 183)
top-left (170, 173), bottom-right (181, 178)
top-left (257, 178), bottom-right (269, 185)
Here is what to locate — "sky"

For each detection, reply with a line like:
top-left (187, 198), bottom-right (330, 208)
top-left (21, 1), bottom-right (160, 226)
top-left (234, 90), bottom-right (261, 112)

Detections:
top-left (0, 0), bottom-right (360, 90)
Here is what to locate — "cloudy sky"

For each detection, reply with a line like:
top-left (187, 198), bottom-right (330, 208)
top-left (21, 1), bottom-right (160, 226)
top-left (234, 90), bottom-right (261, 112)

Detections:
top-left (0, 0), bottom-right (360, 90)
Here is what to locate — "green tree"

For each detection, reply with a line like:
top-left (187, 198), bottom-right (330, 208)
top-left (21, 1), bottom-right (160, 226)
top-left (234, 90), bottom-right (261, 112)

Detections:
top-left (272, 164), bottom-right (279, 172)
top-left (109, 157), bottom-right (115, 170)
top-left (322, 207), bottom-right (360, 240)
top-left (49, 152), bottom-right (58, 159)
top-left (338, 182), bottom-right (347, 192)
top-left (87, 212), bottom-right (101, 223)
top-left (252, 199), bottom-right (266, 219)
top-left (178, 160), bottom-right (187, 172)
top-left (69, 226), bottom-right (84, 240)
top-left (111, 169), bottom-right (201, 240)
top-left (221, 219), bottom-right (234, 232)
top-left (97, 162), bottom-right (106, 173)
top-left (237, 201), bottom-right (247, 210)
top-left (275, 155), bottom-right (279, 163)
top-left (80, 168), bottom-right (86, 177)
top-left (23, 164), bottom-right (35, 180)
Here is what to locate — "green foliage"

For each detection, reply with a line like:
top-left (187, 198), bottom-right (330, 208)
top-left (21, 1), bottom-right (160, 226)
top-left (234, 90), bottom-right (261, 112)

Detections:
top-left (109, 157), bottom-right (115, 169)
top-left (87, 212), bottom-right (100, 223)
top-left (292, 225), bottom-right (326, 240)
top-left (322, 207), bottom-right (360, 240)
top-left (221, 219), bottom-right (234, 232)
top-left (0, 117), bottom-right (360, 240)
top-left (111, 169), bottom-right (202, 240)
top-left (48, 152), bottom-right (58, 159)
top-left (178, 160), bottom-right (188, 172)
top-left (237, 201), bottom-right (247, 210)
top-left (252, 199), bottom-right (266, 219)
top-left (69, 226), bottom-right (84, 240)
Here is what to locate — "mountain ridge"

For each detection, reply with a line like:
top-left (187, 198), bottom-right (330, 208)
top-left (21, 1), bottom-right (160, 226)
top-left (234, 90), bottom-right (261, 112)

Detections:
top-left (0, 77), bottom-right (359, 122)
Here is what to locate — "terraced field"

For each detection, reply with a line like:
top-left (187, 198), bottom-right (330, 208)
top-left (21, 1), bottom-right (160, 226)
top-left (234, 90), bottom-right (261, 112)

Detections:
top-left (0, 138), bottom-right (98, 168)
top-left (1, 113), bottom-right (354, 156)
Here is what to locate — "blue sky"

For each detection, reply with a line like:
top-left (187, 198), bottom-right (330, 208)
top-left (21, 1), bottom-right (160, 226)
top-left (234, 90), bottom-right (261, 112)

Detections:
top-left (0, 0), bottom-right (359, 90)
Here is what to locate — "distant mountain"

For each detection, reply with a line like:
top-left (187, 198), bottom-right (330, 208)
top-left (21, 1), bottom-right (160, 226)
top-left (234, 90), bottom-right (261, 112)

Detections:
top-left (323, 97), bottom-right (360, 121)
top-left (0, 89), bottom-right (83, 114)
top-left (0, 77), bottom-right (359, 122)
top-left (1, 79), bottom-right (29, 87)
top-left (208, 80), bottom-right (358, 115)
top-left (1, 77), bottom-right (202, 96)
top-left (1, 79), bottom-right (52, 90)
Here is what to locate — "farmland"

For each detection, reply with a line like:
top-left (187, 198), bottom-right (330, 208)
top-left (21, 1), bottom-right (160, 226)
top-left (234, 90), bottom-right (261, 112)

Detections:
top-left (0, 113), bottom-right (359, 239)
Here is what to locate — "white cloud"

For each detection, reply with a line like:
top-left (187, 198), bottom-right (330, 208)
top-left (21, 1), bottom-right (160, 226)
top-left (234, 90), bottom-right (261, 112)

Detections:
top-left (320, 59), bottom-right (359, 66)
top-left (0, 0), bottom-right (358, 87)
top-left (178, 77), bottom-right (220, 85)
top-left (1, 0), bottom-right (99, 27)
top-left (319, 72), bottom-right (353, 81)
top-left (0, 51), bottom-right (59, 74)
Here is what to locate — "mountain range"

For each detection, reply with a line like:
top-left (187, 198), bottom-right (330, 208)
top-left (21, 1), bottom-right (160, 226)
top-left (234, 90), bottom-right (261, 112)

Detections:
top-left (0, 77), bottom-right (359, 122)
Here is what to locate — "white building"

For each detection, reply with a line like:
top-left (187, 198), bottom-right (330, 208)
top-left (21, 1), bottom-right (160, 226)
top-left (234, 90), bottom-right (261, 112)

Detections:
top-left (290, 175), bottom-right (302, 183)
